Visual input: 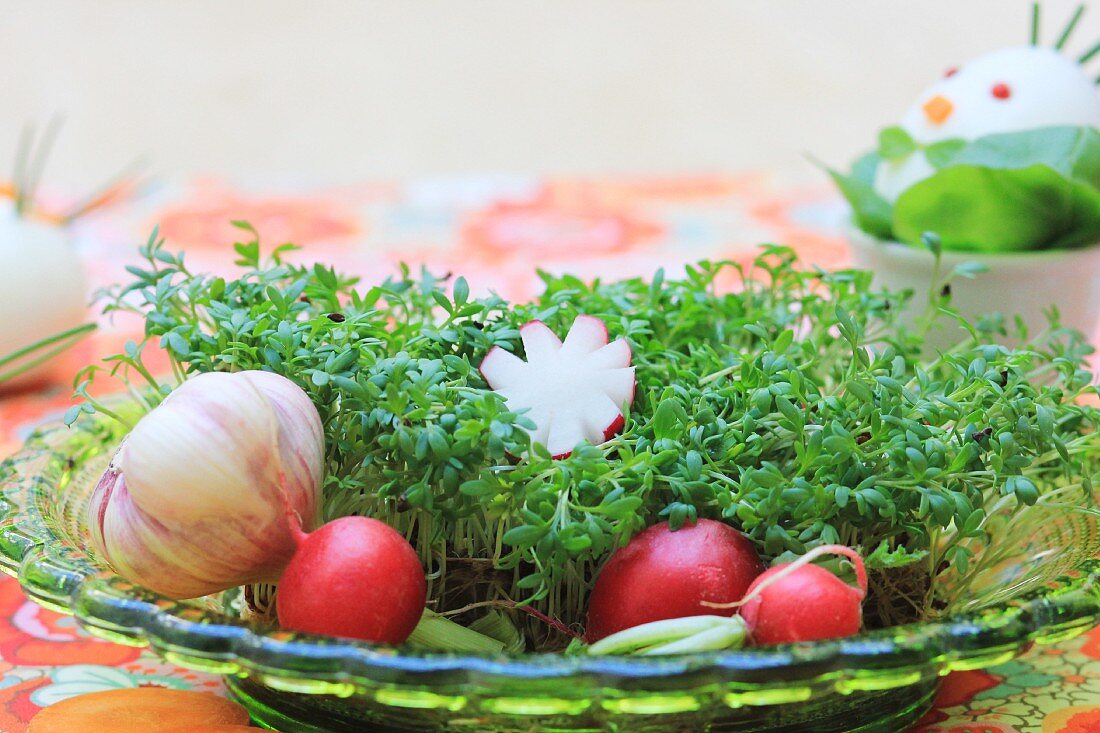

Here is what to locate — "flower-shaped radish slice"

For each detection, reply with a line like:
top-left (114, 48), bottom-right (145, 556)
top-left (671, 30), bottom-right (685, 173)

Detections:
top-left (480, 315), bottom-right (635, 458)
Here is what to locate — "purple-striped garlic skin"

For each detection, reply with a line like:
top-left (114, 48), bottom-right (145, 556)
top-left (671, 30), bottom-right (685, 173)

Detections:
top-left (88, 370), bottom-right (324, 599)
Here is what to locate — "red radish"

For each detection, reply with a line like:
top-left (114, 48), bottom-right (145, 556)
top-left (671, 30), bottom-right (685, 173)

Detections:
top-left (735, 545), bottom-right (867, 645)
top-left (585, 519), bottom-right (763, 642)
top-left (276, 516), bottom-right (426, 644)
top-left (480, 315), bottom-right (635, 459)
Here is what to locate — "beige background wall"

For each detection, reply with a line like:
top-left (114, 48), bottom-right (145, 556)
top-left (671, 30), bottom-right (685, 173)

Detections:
top-left (3, 0), bottom-right (1098, 188)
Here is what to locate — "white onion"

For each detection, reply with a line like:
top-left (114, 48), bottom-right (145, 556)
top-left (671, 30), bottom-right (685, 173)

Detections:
top-left (89, 370), bottom-right (325, 599)
top-left (0, 203), bottom-right (88, 387)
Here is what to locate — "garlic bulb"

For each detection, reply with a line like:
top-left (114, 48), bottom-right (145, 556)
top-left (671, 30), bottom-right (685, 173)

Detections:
top-left (89, 370), bottom-right (324, 599)
top-left (0, 203), bottom-right (88, 388)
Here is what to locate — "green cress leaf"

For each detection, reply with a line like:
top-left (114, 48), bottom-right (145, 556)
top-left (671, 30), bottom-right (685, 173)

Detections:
top-left (62, 405), bottom-right (82, 426)
top-left (826, 151), bottom-right (895, 240)
top-left (951, 261), bottom-right (990, 280)
top-left (652, 399), bottom-right (683, 440)
top-left (453, 276), bottom-right (470, 306)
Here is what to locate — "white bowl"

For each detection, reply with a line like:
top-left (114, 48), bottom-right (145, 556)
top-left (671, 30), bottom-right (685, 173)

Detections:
top-left (848, 229), bottom-right (1100, 348)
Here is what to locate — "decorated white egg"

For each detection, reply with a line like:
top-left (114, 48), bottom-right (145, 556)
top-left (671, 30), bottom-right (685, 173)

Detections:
top-left (875, 45), bottom-right (1100, 201)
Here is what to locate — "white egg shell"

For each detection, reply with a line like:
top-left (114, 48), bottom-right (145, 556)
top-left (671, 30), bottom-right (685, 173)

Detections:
top-left (874, 45), bottom-right (1100, 201)
top-left (0, 203), bottom-right (88, 388)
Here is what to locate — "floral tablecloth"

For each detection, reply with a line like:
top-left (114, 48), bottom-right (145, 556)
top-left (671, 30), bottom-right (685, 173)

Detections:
top-left (0, 174), bottom-right (1096, 732)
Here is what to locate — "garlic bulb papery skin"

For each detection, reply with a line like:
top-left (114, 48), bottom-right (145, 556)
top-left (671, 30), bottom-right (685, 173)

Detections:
top-left (89, 370), bottom-right (325, 599)
top-left (0, 202), bottom-right (88, 388)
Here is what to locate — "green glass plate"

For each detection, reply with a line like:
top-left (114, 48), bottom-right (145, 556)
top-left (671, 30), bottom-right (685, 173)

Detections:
top-left (1, 417), bottom-right (1098, 732)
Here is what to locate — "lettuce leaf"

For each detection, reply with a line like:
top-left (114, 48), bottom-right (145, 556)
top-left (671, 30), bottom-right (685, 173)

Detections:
top-left (941, 126), bottom-right (1100, 183)
top-left (827, 151), bottom-right (894, 240)
top-left (894, 163), bottom-right (1100, 252)
top-left (837, 125), bottom-right (1100, 252)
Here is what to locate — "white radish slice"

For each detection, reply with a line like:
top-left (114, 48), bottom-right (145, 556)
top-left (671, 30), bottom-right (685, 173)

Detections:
top-left (547, 411), bottom-right (587, 459)
top-left (594, 367), bottom-right (636, 409)
top-left (480, 315), bottom-right (636, 459)
top-left (561, 315), bottom-right (609, 357)
top-left (479, 347), bottom-right (527, 388)
top-left (524, 406), bottom-right (553, 448)
top-left (584, 340), bottom-right (632, 370)
top-left (519, 321), bottom-right (562, 361)
top-left (580, 391), bottom-right (624, 441)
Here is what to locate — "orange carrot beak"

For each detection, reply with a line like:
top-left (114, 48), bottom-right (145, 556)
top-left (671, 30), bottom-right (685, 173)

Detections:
top-left (922, 95), bottom-right (954, 125)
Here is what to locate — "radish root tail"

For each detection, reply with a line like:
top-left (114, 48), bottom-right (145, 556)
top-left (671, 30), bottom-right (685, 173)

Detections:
top-left (702, 544), bottom-right (867, 610)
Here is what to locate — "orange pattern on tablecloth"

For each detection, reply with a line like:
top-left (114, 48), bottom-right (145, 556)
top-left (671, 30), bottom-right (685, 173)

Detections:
top-left (1081, 626), bottom-right (1100, 660)
top-left (0, 677), bottom-right (52, 731)
top-left (460, 194), bottom-right (663, 261)
top-left (0, 582), bottom-right (138, 667)
top-left (1043, 706), bottom-right (1100, 732)
top-left (155, 182), bottom-right (363, 250)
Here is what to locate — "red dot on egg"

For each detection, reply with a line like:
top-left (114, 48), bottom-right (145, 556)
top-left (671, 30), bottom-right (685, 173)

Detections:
top-left (945, 66), bottom-right (959, 78)
top-left (992, 83), bottom-right (1011, 99)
